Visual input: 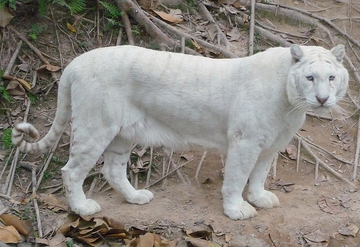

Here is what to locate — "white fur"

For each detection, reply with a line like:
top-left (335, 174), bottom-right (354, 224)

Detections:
top-left (12, 45), bottom-right (348, 220)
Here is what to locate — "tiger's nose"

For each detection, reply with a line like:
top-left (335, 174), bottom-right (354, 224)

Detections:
top-left (316, 96), bottom-right (329, 105)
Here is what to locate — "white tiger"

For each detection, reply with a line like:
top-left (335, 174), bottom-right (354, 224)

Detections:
top-left (12, 44), bottom-right (348, 220)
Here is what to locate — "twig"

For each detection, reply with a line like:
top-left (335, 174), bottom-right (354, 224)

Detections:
top-left (195, 151), bottom-right (207, 182)
top-left (248, 0), bottom-right (256, 55)
top-left (197, 2), bottom-right (232, 49)
top-left (0, 206), bottom-right (9, 215)
top-left (121, 9), bottom-right (135, 45)
top-left (271, 154), bottom-right (278, 178)
top-left (254, 25), bottom-right (292, 47)
top-left (115, 0), bottom-right (198, 55)
top-left (0, 194), bottom-right (12, 200)
top-left (145, 147), bottom-right (154, 187)
top-left (295, 135), bottom-right (356, 188)
top-left (0, 147), bottom-right (14, 181)
top-left (87, 176), bottom-right (98, 198)
top-left (162, 149), bottom-right (173, 188)
top-left (36, 134), bottom-right (63, 190)
top-left (32, 167), bottom-right (43, 238)
top-left (256, 3), bottom-right (360, 49)
top-left (151, 16), bottom-right (238, 58)
top-left (296, 138), bottom-right (301, 172)
top-left (3, 40), bottom-right (22, 76)
top-left (50, 8), bottom-right (64, 70)
top-left (353, 120), bottom-right (360, 180)
top-left (297, 133), bottom-right (353, 166)
top-left (145, 159), bottom-right (193, 189)
top-left (8, 25), bottom-right (60, 89)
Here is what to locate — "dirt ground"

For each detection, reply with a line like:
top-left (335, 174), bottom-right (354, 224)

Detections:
top-left (1, 0), bottom-right (360, 246)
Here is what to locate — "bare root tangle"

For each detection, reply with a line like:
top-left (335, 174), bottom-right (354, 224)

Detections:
top-left (263, 2), bottom-right (360, 49)
top-left (151, 16), bottom-right (238, 58)
top-left (197, 2), bottom-right (232, 49)
top-left (115, 0), bottom-right (199, 55)
top-left (295, 135), bottom-right (356, 188)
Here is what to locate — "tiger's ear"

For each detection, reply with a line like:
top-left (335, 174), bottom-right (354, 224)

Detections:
top-left (290, 44), bottom-right (303, 63)
top-left (331, 44), bottom-right (345, 63)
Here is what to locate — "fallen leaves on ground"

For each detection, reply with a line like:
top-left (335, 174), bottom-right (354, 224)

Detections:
top-left (39, 194), bottom-right (69, 212)
top-left (0, 214), bottom-right (33, 244)
top-left (152, 9), bottom-right (183, 24)
top-left (317, 195), bottom-right (340, 214)
top-left (303, 229), bottom-right (330, 247)
top-left (40, 213), bottom-right (225, 247)
top-left (269, 179), bottom-right (295, 192)
top-left (0, 7), bottom-right (14, 27)
top-left (338, 222), bottom-right (359, 237)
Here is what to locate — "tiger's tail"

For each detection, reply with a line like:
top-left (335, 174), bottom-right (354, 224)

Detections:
top-left (12, 74), bottom-right (71, 153)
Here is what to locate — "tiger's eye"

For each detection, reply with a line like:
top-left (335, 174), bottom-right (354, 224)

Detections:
top-left (329, 75), bottom-right (335, 81)
top-left (306, 76), bottom-right (314, 81)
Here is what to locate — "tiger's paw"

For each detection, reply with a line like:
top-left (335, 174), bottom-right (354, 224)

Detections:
top-left (70, 199), bottom-right (101, 216)
top-left (224, 201), bottom-right (258, 220)
top-left (248, 190), bottom-right (280, 209)
top-left (126, 189), bottom-right (154, 205)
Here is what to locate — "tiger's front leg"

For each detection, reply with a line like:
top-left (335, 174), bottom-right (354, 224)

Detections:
top-left (221, 139), bottom-right (262, 220)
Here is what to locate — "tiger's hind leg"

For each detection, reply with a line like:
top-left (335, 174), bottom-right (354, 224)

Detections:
top-left (101, 135), bottom-right (154, 204)
top-left (61, 130), bottom-right (117, 216)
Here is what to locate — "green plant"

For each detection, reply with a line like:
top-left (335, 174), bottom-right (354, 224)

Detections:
top-left (0, 70), bottom-right (10, 103)
top-left (27, 92), bottom-right (37, 103)
top-left (0, 0), bottom-right (17, 10)
top-left (46, 0), bottom-right (87, 15)
top-left (29, 24), bottom-right (48, 40)
top-left (99, 1), bottom-right (123, 31)
top-left (1, 128), bottom-right (13, 149)
top-left (0, 86), bottom-right (10, 103)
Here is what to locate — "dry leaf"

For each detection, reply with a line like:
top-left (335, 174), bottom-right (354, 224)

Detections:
top-left (303, 229), bottom-right (329, 246)
top-left (38, 64), bottom-right (61, 72)
top-left (227, 27), bottom-right (241, 42)
top-left (339, 222), bottom-right (359, 237)
top-left (184, 237), bottom-right (221, 247)
top-left (6, 80), bottom-right (25, 96)
top-left (0, 225), bottom-right (22, 243)
top-left (0, 7), bottom-right (14, 27)
top-left (269, 179), bottom-right (294, 192)
top-left (36, 233), bottom-right (67, 247)
top-left (187, 230), bottom-right (212, 240)
top-left (138, 232), bottom-right (154, 247)
top-left (285, 144), bottom-right (297, 160)
top-left (152, 9), bottom-right (183, 24)
top-left (317, 195), bottom-right (340, 214)
top-left (39, 194), bottom-right (69, 212)
top-left (0, 214), bottom-right (33, 236)
top-left (67, 22), bottom-right (76, 33)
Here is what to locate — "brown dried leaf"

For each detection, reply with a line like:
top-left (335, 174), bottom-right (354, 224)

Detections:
top-left (6, 80), bottom-right (25, 96)
top-left (317, 195), bottom-right (340, 214)
top-left (0, 7), bottom-right (14, 27)
top-left (269, 179), bottom-right (295, 192)
top-left (66, 22), bottom-right (76, 33)
top-left (39, 194), bottom-right (69, 212)
top-left (38, 64), bottom-right (61, 72)
top-left (138, 232), bottom-right (155, 247)
top-left (303, 229), bottom-right (329, 246)
top-left (103, 216), bottom-right (125, 230)
top-left (0, 225), bottom-right (22, 243)
top-left (187, 230), bottom-right (212, 240)
top-left (184, 237), bottom-right (221, 247)
top-left (339, 222), bottom-right (359, 237)
top-left (36, 233), bottom-right (67, 247)
top-left (285, 144), bottom-right (297, 160)
top-left (152, 9), bottom-right (183, 24)
top-left (0, 214), bottom-right (33, 236)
